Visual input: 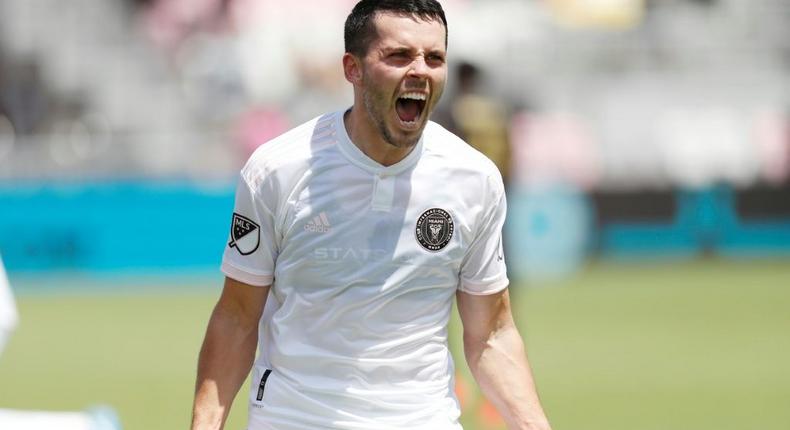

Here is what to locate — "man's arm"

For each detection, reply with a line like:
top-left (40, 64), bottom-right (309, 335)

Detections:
top-left (191, 277), bottom-right (269, 430)
top-left (456, 289), bottom-right (551, 430)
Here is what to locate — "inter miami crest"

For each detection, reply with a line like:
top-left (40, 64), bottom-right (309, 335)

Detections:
top-left (228, 212), bottom-right (260, 255)
top-left (415, 208), bottom-right (454, 251)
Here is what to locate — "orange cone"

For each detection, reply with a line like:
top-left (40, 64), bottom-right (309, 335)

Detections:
top-left (478, 398), bottom-right (506, 429)
top-left (454, 371), bottom-right (471, 409)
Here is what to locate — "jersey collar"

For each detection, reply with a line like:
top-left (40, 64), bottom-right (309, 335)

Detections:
top-left (334, 109), bottom-right (425, 176)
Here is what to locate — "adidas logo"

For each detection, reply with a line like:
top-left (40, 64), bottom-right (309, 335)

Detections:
top-left (304, 212), bottom-right (332, 233)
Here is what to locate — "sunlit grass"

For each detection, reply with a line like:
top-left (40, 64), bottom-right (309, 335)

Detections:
top-left (1, 259), bottom-right (788, 430)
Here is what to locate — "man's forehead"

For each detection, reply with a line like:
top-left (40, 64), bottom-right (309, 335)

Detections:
top-left (370, 11), bottom-right (447, 48)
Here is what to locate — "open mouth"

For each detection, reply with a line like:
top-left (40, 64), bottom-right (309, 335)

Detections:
top-left (395, 92), bottom-right (427, 126)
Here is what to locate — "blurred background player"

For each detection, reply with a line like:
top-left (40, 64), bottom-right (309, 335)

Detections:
top-left (434, 60), bottom-right (521, 287)
top-left (0, 254), bottom-right (123, 430)
top-left (0, 255), bottom-right (17, 356)
top-left (438, 61), bottom-right (512, 187)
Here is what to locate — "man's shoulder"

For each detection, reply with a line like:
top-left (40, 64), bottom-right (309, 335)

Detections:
top-left (241, 112), bottom-right (339, 181)
top-left (423, 120), bottom-right (502, 177)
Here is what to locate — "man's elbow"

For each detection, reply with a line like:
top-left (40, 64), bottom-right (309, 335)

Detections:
top-left (462, 330), bottom-right (492, 365)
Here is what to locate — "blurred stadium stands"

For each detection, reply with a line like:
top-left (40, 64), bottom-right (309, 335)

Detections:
top-left (0, 0), bottom-right (789, 275)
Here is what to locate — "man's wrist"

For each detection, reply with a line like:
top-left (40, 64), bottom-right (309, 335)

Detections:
top-left (518, 419), bottom-right (551, 430)
top-left (190, 408), bottom-right (225, 430)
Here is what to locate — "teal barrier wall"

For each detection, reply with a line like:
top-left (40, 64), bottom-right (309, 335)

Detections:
top-left (2, 181), bottom-right (788, 274)
top-left (599, 186), bottom-right (790, 258)
top-left (0, 180), bottom-right (235, 272)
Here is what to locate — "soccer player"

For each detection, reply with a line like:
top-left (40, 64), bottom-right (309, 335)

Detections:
top-left (191, 1), bottom-right (552, 429)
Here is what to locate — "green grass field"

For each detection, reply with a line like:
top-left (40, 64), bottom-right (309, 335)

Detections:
top-left (1, 259), bottom-right (789, 430)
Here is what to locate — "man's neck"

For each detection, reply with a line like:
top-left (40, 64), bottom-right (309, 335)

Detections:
top-left (343, 107), bottom-right (416, 167)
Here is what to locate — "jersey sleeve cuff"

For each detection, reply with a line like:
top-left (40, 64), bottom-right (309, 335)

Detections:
top-left (458, 276), bottom-right (509, 295)
top-left (221, 261), bottom-right (274, 287)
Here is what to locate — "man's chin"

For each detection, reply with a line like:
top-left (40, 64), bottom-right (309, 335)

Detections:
top-left (386, 127), bottom-right (423, 149)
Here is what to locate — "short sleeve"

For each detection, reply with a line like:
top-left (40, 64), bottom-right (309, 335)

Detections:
top-left (459, 174), bottom-right (509, 295)
top-left (220, 172), bottom-right (278, 287)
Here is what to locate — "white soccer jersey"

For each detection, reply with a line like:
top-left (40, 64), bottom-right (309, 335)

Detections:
top-left (221, 110), bottom-right (508, 430)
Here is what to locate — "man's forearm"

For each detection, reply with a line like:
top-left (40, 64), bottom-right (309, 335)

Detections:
top-left (191, 304), bottom-right (259, 430)
top-left (465, 324), bottom-right (551, 430)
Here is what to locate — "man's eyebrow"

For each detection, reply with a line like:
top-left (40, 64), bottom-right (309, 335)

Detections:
top-left (381, 46), bottom-right (411, 53)
top-left (381, 46), bottom-right (446, 56)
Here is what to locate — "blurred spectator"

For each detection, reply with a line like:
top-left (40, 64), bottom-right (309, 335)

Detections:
top-left (0, 59), bottom-right (48, 136)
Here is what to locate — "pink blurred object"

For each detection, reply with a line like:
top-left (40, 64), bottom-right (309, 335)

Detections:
top-left (142, 0), bottom-right (225, 50)
top-left (233, 107), bottom-right (291, 156)
top-left (753, 110), bottom-right (790, 184)
top-left (510, 111), bottom-right (600, 189)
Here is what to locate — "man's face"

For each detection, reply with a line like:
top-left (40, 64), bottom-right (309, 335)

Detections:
top-left (357, 12), bottom-right (447, 149)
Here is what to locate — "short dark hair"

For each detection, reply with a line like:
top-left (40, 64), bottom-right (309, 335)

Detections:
top-left (344, 0), bottom-right (448, 57)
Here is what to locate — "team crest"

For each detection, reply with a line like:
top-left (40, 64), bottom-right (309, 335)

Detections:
top-left (415, 208), bottom-right (454, 251)
top-left (228, 212), bottom-right (260, 255)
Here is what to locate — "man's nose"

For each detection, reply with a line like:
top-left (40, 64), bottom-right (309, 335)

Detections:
top-left (407, 56), bottom-right (430, 78)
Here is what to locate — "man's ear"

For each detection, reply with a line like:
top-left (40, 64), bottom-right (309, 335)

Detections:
top-left (343, 53), bottom-right (363, 85)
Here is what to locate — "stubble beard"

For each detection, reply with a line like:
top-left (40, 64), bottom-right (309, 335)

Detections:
top-left (361, 83), bottom-right (421, 150)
